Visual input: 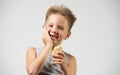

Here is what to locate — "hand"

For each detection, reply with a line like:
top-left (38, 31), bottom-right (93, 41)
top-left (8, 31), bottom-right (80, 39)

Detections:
top-left (52, 51), bottom-right (68, 72)
top-left (42, 26), bottom-right (53, 47)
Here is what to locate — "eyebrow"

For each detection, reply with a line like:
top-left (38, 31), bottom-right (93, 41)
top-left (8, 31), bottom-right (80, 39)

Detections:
top-left (58, 24), bottom-right (64, 27)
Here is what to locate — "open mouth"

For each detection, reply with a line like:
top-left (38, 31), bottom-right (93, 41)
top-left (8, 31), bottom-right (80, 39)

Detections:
top-left (49, 32), bottom-right (59, 40)
top-left (50, 35), bottom-right (59, 40)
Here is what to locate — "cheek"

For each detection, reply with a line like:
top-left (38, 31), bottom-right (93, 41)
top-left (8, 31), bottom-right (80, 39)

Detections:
top-left (59, 32), bottom-right (67, 38)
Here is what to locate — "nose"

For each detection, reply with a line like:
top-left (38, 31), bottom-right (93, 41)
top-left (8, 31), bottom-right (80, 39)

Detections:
top-left (51, 26), bottom-right (57, 34)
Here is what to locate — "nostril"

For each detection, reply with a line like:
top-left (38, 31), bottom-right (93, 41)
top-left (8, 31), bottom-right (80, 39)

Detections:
top-left (51, 31), bottom-right (58, 35)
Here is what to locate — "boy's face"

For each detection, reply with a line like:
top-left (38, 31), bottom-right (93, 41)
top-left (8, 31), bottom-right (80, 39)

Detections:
top-left (44, 14), bottom-right (71, 46)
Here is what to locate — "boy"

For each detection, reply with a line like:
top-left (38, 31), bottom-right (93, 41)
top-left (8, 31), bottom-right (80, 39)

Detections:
top-left (26, 5), bottom-right (77, 75)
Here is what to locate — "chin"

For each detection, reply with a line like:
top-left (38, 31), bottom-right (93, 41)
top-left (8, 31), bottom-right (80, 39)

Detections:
top-left (52, 41), bottom-right (58, 45)
top-left (53, 42), bottom-right (61, 46)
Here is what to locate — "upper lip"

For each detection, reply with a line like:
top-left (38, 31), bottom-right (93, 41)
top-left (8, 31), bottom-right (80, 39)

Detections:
top-left (50, 33), bottom-right (59, 39)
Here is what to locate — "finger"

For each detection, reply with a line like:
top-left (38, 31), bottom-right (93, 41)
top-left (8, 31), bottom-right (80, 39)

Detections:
top-left (43, 25), bottom-right (47, 29)
top-left (43, 26), bottom-right (50, 38)
top-left (52, 53), bottom-right (63, 59)
top-left (42, 26), bottom-right (46, 35)
top-left (55, 51), bottom-right (65, 57)
top-left (52, 58), bottom-right (62, 63)
top-left (52, 58), bottom-right (65, 64)
top-left (52, 58), bottom-right (61, 62)
top-left (43, 26), bottom-right (47, 32)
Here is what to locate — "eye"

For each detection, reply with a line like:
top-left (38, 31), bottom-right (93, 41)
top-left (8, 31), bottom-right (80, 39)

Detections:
top-left (58, 26), bottom-right (64, 30)
top-left (48, 25), bottom-right (53, 27)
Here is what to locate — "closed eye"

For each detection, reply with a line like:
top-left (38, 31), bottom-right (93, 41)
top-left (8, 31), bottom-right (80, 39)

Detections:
top-left (58, 26), bottom-right (64, 30)
top-left (48, 25), bottom-right (53, 27)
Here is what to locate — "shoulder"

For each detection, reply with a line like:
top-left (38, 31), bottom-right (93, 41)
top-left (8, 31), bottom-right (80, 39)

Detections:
top-left (27, 47), bottom-right (36, 52)
top-left (69, 54), bottom-right (77, 64)
top-left (64, 52), bottom-right (77, 65)
top-left (68, 54), bottom-right (77, 75)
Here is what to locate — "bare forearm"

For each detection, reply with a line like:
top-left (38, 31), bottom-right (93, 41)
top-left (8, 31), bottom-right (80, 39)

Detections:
top-left (62, 55), bottom-right (76, 75)
top-left (62, 67), bottom-right (69, 75)
top-left (62, 69), bottom-right (76, 75)
top-left (27, 45), bottom-right (52, 75)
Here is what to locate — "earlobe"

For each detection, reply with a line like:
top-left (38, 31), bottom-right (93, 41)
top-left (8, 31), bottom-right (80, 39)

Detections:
top-left (64, 32), bottom-right (71, 40)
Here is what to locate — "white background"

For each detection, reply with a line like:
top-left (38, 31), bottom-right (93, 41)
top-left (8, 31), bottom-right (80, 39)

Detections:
top-left (0, 0), bottom-right (120, 75)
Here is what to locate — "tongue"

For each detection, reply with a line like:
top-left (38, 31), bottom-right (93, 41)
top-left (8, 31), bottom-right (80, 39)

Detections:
top-left (51, 36), bottom-right (57, 40)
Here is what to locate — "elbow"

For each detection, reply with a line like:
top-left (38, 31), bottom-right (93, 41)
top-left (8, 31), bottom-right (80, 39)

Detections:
top-left (26, 67), bottom-right (37, 75)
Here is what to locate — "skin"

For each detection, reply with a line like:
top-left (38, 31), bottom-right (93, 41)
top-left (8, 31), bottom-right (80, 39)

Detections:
top-left (26, 14), bottom-right (77, 75)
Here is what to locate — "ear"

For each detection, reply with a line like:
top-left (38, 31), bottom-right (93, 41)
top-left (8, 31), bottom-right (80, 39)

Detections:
top-left (64, 32), bottom-right (71, 40)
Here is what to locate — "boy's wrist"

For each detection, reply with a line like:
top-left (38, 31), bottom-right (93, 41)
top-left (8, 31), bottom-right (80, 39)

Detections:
top-left (61, 65), bottom-right (69, 75)
top-left (44, 44), bottom-right (53, 49)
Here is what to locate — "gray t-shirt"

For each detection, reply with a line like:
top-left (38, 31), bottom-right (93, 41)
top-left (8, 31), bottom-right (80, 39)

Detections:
top-left (36, 48), bottom-right (70, 75)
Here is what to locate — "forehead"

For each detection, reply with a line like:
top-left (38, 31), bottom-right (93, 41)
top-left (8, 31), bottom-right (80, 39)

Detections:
top-left (46, 14), bottom-right (69, 26)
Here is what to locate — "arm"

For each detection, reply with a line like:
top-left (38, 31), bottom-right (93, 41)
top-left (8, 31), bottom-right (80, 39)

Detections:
top-left (26, 45), bottom-right (52, 75)
top-left (52, 51), bottom-right (77, 75)
top-left (26, 26), bottom-right (53, 75)
top-left (61, 55), bottom-right (77, 75)
top-left (67, 55), bottom-right (77, 75)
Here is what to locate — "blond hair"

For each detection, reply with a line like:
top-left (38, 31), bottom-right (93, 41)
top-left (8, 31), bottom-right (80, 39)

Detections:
top-left (45, 5), bottom-right (76, 31)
